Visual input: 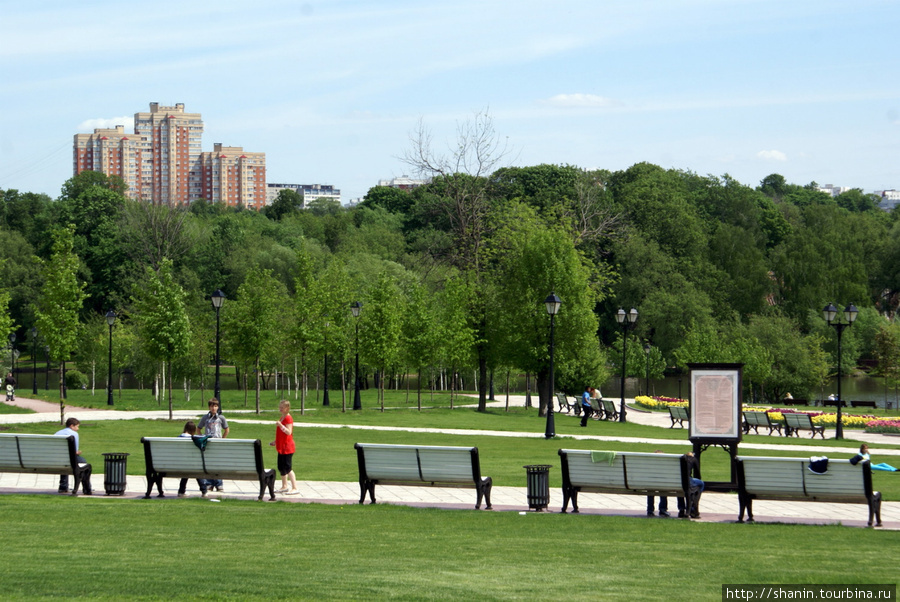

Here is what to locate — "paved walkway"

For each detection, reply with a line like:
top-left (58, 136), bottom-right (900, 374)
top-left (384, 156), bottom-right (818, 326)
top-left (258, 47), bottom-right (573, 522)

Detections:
top-left (1, 395), bottom-right (898, 529)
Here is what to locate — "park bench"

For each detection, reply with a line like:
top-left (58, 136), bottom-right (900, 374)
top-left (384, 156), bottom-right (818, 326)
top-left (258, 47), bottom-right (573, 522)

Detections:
top-left (557, 449), bottom-right (700, 514)
top-left (0, 433), bottom-right (92, 495)
top-left (783, 413), bottom-right (825, 439)
top-left (668, 406), bottom-right (689, 428)
top-left (742, 411), bottom-right (782, 436)
top-left (354, 443), bottom-right (492, 509)
top-left (736, 456), bottom-right (882, 527)
top-left (140, 437), bottom-right (276, 500)
top-left (555, 393), bottom-right (579, 415)
top-left (589, 399), bottom-right (602, 420)
top-left (850, 401), bottom-right (877, 409)
top-left (779, 398), bottom-right (807, 406)
top-left (601, 399), bottom-right (619, 421)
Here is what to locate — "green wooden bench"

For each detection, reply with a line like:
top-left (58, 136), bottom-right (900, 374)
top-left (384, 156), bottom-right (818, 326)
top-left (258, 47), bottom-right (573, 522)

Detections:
top-left (668, 406), bottom-right (689, 428)
top-left (736, 456), bottom-right (882, 527)
top-left (555, 393), bottom-right (579, 415)
top-left (783, 413), bottom-right (825, 439)
top-left (0, 433), bottom-right (92, 496)
top-left (140, 437), bottom-right (276, 500)
top-left (601, 399), bottom-right (619, 421)
top-left (354, 443), bottom-right (492, 509)
top-left (742, 411), bottom-right (782, 436)
top-left (557, 449), bottom-right (700, 515)
top-left (850, 401), bottom-right (877, 409)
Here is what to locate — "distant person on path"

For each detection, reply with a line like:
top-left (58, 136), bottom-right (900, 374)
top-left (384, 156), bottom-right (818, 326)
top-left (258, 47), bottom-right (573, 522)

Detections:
top-left (270, 399), bottom-right (298, 495)
top-left (198, 398), bottom-right (229, 492)
top-left (54, 417), bottom-right (92, 495)
top-left (177, 421), bottom-right (207, 497)
top-left (580, 386), bottom-right (593, 427)
top-left (4, 372), bottom-right (16, 401)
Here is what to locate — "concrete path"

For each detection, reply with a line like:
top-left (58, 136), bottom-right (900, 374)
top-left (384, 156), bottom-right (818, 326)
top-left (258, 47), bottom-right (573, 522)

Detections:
top-left (2, 395), bottom-right (898, 529)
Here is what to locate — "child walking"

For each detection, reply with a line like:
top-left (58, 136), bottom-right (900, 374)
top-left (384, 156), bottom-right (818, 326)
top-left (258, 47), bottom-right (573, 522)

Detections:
top-left (270, 399), bottom-right (298, 495)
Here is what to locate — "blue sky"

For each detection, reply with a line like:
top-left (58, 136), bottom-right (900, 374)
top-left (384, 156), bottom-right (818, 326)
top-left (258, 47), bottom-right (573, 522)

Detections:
top-left (1, 0), bottom-right (898, 203)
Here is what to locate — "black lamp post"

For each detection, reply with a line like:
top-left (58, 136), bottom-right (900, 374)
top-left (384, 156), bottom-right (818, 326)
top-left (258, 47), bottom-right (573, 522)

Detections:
top-left (9, 332), bottom-right (16, 375)
top-left (644, 342), bottom-right (651, 397)
top-left (615, 307), bottom-right (638, 422)
top-left (31, 327), bottom-right (38, 396)
top-left (351, 301), bottom-right (362, 411)
top-left (323, 317), bottom-right (330, 407)
top-left (44, 345), bottom-right (50, 390)
top-left (544, 293), bottom-right (562, 439)
top-left (106, 310), bottom-right (116, 406)
top-left (211, 290), bottom-right (226, 407)
top-left (824, 302), bottom-right (858, 440)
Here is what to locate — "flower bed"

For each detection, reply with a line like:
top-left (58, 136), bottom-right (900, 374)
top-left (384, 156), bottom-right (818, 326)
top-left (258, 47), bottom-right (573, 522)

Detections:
top-left (865, 419), bottom-right (900, 434)
top-left (634, 395), bottom-right (687, 410)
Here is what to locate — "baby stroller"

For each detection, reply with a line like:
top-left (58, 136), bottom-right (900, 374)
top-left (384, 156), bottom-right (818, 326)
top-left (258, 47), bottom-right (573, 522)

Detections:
top-left (5, 384), bottom-right (14, 402)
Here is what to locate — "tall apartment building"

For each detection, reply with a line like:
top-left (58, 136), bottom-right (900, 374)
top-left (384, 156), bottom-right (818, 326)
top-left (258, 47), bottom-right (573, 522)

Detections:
top-left (74, 102), bottom-right (265, 208)
top-left (201, 144), bottom-right (267, 210)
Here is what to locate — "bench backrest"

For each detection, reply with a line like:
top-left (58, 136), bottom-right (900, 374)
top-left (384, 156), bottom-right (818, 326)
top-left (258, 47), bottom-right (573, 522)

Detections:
top-left (669, 406), bottom-right (689, 420)
top-left (558, 449), bottom-right (687, 494)
top-left (0, 433), bottom-right (78, 474)
top-left (555, 393), bottom-right (568, 410)
top-left (784, 413), bottom-right (813, 429)
top-left (744, 411), bottom-right (772, 426)
top-left (601, 399), bottom-right (617, 414)
top-left (141, 437), bottom-right (265, 478)
top-left (736, 456), bottom-right (872, 501)
top-left (354, 443), bottom-right (481, 483)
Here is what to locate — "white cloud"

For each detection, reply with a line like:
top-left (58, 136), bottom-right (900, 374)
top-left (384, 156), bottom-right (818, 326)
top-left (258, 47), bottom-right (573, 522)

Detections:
top-left (76, 116), bottom-right (134, 132)
top-left (757, 149), bottom-right (787, 162)
top-left (542, 94), bottom-right (619, 108)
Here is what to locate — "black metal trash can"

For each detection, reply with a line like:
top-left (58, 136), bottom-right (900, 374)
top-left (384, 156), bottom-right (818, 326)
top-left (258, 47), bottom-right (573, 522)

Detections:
top-left (102, 452), bottom-right (129, 496)
top-left (524, 464), bottom-right (552, 511)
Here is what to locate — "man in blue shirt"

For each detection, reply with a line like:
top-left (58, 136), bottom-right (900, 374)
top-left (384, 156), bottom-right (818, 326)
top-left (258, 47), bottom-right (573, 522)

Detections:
top-left (54, 417), bottom-right (92, 495)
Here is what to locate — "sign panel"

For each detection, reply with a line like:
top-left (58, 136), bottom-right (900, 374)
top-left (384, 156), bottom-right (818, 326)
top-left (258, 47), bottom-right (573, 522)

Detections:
top-left (688, 363), bottom-right (742, 442)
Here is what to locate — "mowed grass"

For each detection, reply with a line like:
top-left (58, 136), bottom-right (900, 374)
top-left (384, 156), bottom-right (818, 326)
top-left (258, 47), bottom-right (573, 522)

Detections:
top-left (0, 495), bottom-right (896, 601)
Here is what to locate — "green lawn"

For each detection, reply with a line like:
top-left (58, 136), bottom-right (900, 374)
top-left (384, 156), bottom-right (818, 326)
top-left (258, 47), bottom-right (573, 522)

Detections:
top-left (4, 406), bottom-right (900, 498)
top-left (0, 496), bottom-right (895, 601)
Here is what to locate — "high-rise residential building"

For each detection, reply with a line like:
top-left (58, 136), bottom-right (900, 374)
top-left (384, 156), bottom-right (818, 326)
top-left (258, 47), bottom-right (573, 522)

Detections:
top-left (73, 102), bottom-right (265, 208)
top-left (201, 144), bottom-right (267, 210)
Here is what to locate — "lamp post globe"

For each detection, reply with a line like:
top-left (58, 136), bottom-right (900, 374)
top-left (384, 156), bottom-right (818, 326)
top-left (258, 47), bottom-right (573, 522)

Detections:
top-left (544, 293), bottom-right (561, 439)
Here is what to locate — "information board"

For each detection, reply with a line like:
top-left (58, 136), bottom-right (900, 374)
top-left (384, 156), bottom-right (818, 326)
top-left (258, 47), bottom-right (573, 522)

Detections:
top-left (688, 363), bottom-right (742, 443)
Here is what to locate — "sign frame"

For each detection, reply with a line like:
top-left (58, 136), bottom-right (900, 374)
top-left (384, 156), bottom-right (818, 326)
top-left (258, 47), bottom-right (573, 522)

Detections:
top-left (688, 363), bottom-right (743, 444)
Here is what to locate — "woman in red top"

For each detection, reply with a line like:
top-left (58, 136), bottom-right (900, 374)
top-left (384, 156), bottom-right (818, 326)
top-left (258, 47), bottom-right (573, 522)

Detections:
top-left (270, 399), bottom-right (298, 494)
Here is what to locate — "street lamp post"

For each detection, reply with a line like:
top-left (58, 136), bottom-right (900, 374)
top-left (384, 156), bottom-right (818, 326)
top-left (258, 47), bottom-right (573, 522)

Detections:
top-left (323, 317), bottom-right (330, 407)
top-left (824, 303), bottom-right (858, 440)
top-left (615, 307), bottom-right (638, 423)
top-left (544, 293), bottom-right (562, 439)
top-left (351, 302), bottom-right (362, 411)
top-left (8, 333), bottom-right (16, 375)
top-left (31, 327), bottom-right (38, 396)
top-left (44, 346), bottom-right (50, 391)
top-left (644, 343), bottom-right (651, 397)
top-left (106, 310), bottom-right (116, 406)
top-left (211, 290), bottom-right (226, 408)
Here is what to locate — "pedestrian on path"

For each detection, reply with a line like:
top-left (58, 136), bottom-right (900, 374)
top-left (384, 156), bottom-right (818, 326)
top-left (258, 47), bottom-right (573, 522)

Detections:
top-left (270, 399), bottom-right (298, 495)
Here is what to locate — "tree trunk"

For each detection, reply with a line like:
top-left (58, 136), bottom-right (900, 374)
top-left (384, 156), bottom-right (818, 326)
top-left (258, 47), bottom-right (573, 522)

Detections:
top-left (536, 366), bottom-right (551, 417)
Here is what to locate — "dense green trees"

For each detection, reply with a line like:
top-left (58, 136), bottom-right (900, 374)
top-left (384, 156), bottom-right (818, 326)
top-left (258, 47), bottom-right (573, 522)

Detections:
top-left (3, 153), bottom-right (899, 407)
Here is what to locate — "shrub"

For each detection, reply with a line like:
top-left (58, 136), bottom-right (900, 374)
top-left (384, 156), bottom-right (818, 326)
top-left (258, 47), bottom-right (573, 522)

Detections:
top-left (65, 369), bottom-right (88, 390)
